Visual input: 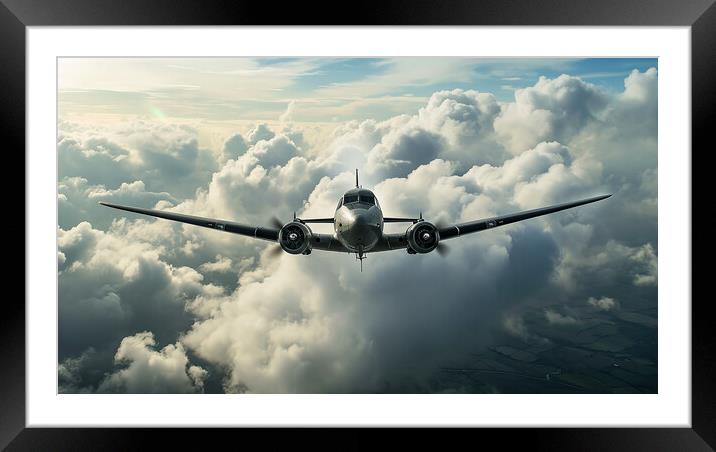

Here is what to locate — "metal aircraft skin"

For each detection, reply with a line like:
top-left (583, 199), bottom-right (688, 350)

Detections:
top-left (100, 169), bottom-right (611, 267)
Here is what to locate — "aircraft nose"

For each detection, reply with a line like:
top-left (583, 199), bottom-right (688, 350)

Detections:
top-left (352, 211), bottom-right (381, 230)
top-left (341, 209), bottom-right (367, 228)
top-left (353, 212), bottom-right (370, 225)
top-left (338, 208), bottom-right (381, 249)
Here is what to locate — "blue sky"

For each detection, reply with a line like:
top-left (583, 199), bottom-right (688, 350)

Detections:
top-left (287, 57), bottom-right (657, 99)
top-left (59, 57), bottom-right (657, 123)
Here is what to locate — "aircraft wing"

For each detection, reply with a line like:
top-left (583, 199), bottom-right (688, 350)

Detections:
top-left (438, 194), bottom-right (611, 241)
top-left (309, 233), bottom-right (350, 252)
top-left (99, 202), bottom-right (280, 242)
top-left (298, 217), bottom-right (335, 224)
top-left (383, 217), bottom-right (420, 223)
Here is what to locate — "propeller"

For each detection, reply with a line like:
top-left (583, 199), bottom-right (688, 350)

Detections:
top-left (270, 216), bottom-right (283, 229)
top-left (433, 218), bottom-right (450, 257)
top-left (265, 217), bottom-right (285, 260)
top-left (436, 242), bottom-right (450, 257)
top-left (265, 244), bottom-right (284, 260)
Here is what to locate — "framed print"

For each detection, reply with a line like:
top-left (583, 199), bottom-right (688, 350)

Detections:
top-left (8, 0), bottom-right (710, 449)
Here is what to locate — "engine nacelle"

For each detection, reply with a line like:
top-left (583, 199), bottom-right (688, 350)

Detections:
top-left (279, 221), bottom-right (313, 255)
top-left (406, 221), bottom-right (440, 254)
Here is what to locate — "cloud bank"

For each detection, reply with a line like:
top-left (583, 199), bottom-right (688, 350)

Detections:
top-left (58, 67), bottom-right (658, 393)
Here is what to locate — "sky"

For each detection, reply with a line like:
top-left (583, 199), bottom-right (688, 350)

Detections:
top-left (58, 57), bottom-right (658, 394)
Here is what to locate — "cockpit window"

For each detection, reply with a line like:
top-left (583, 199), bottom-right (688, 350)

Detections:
top-left (343, 194), bottom-right (359, 204)
top-left (360, 194), bottom-right (375, 205)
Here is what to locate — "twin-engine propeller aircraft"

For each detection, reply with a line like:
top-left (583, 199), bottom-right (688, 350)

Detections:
top-left (100, 170), bottom-right (610, 271)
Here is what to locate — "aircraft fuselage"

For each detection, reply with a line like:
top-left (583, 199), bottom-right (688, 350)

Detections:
top-left (334, 188), bottom-right (383, 254)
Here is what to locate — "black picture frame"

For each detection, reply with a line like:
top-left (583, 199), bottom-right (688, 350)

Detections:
top-left (6, 0), bottom-right (709, 449)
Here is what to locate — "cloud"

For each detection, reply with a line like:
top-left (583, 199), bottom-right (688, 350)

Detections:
top-left (312, 58), bottom-right (478, 100)
top-left (221, 133), bottom-right (248, 162)
top-left (494, 74), bottom-right (609, 154)
top-left (181, 221), bottom-right (552, 392)
top-left (247, 123), bottom-right (276, 144)
top-left (59, 348), bottom-right (107, 393)
top-left (58, 58), bottom-right (327, 119)
top-left (553, 239), bottom-right (658, 292)
top-left (418, 89), bottom-right (500, 150)
top-left (199, 255), bottom-right (234, 273)
top-left (366, 127), bottom-right (445, 179)
top-left (58, 67), bottom-right (658, 393)
top-left (58, 220), bottom-right (223, 361)
top-left (588, 296), bottom-right (618, 311)
top-left (620, 67), bottom-right (658, 108)
top-left (280, 100), bottom-right (297, 123)
top-left (361, 89), bottom-right (506, 177)
top-left (59, 176), bottom-right (177, 229)
top-left (98, 331), bottom-right (207, 393)
top-left (544, 309), bottom-right (581, 326)
top-left (58, 121), bottom-right (218, 199)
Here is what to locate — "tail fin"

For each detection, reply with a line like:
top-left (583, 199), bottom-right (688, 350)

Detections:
top-left (355, 168), bottom-right (359, 188)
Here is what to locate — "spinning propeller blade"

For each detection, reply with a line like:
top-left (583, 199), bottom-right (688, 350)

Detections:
top-left (436, 242), bottom-right (450, 257)
top-left (270, 216), bottom-right (283, 229)
top-left (265, 244), bottom-right (284, 260)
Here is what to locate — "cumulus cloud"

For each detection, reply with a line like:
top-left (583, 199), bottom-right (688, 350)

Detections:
top-left (59, 176), bottom-right (177, 229)
top-left (544, 309), bottom-right (581, 326)
top-left (181, 223), bottom-right (554, 393)
top-left (58, 67), bottom-right (658, 393)
top-left (58, 121), bottom-right (218, 199)
top-left (221, 133), bottom-right (248, 162)
top-left (366, 127), bottom-right (445, 179)
top-left (280, 100), bottom-right (297, 123)
top-left (247, 123), bottom-right (276, 144)
top-left (494, 74), bottom-right (608, 154)
top-left (98, 331), bottom-right (207, 393)
top-left (553, 240), bottom-right (658, 292)
top-left (59, 348), bottom-right (105, 393)
top-left (588, 296), bottom-right (618, 311)
top-left (58, 220), bottom-right (223, 361)
top-left (199, 255), bottom-right (234, 273)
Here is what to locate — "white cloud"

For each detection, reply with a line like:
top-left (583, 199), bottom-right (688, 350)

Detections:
top-left (221, 132), bottom-right (248, 162)
top-left (279, 100), bottom-right (297, 123)
top-left (58, 220), bottom-right (223, 360)
top-left (553, 239), bottom-right (658, 292)
top-left (247, 123), bottom-right (276, 144)
top-left (494, 74), bottom-right (608, 154)
top-left (588, 296), bottom-right (618, 311)
top-left (99, 331), bottom-right (207, 393)
top-left (58, 121), bottom-right (218, 199)
top-left (59, 176), bottom-right (177, 230)
top-left (59, 57), bottom-right (324, 103)
top-left (312, 58), bottom-right (477, 100)
top-left (199, 255), bottom-right (234, 273)
top-left (544, 309), bottom-right (581, 326)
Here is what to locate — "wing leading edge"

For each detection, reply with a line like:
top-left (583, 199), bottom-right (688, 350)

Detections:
top-left (100, 194), bottom-right (610, 254)
top-left (99, 202), bottom-right (280, 241)
top-left (438, 194), bottom-right (611, 240)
